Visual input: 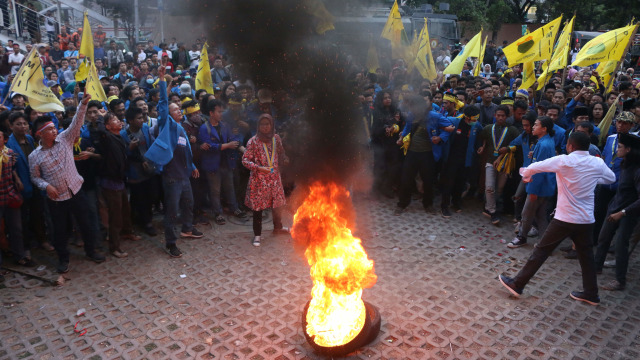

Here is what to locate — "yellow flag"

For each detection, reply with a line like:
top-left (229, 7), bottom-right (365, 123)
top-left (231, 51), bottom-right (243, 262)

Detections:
top-left (85, 61), bottom-right (107, 101)
top-left (366, 40), bottom-right (380, 74)
top-left (196, 43), bottom-right (214, 94)
top-left (503, 15), bottom-right (562, 66)
top-left (519, 61), bottom-right (535, 90)
top-left (10, 50), bottom-right (64, 112)
top-left (444, 30), bottom-right (482, 75)
top-left (75, 61), bottom-right (90, 82)
top-left (547, 16), bottom-right (575, 73)
top-left (303, 0), bottom-right (334, 34)
top-left (473, 36), bottom-right (488, 76)
top-left (596, 60), bottom-right (620, 92)
top-left (598, 95), bottom-right (620, 146)
top-left (571, 24), bottom-right (638, 67)
top-left (79, 12), bottom-right (94, 61)
top-left (381, 1), bottom-right (404, 41)
top-left (414, 20), bottom-right (437, 80)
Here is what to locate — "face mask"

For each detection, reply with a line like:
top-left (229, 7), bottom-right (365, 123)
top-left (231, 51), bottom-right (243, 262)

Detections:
top-left (176, 70), bottom-right (182, 75)
top-left (184, 76), bottom-right (191, 79)
top-left (469, 121), bottom-right (477, 127)
top-left (146, 78), bottom-right (154, 84)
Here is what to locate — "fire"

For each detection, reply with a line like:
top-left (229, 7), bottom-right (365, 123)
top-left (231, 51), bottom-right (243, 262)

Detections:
top-left (292, 182), bottom-right (377, 347)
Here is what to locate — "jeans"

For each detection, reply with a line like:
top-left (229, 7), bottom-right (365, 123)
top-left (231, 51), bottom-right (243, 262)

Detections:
top-left (84, 188), bottom-right (104, 243)
top-left (1, 205), bottom-right (25, 260)
top-left (253, 208), bottom-right (282, 236)
top-left (485, 163), bottom-right (508, 213)
top-left (163, 177), bottom-right (194, 245)
top-left (129, 178), bottom-right (155, 226)
top-left (517, 196), bottom-right (550, 242)
top-left (398, 151), bottom-right (435, 209)
top-left (206, 167), bottom-right (239, 216)
top-left (101, 187), bottom-right (133, 253)
top-left (190, 174), bottom-right (209, 216)
top-left (440, 158), bottom-right (466, 209)
top-left (47, 189), bottom-right (99, 265)
top-left (514, 219), bottom-right (598, 297)
top-left (594, 213), bottom-right (639, 286)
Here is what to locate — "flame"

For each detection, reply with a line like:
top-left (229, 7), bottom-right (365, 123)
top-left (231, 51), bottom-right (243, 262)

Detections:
top-left (292, 182), bottom-right (377, 347)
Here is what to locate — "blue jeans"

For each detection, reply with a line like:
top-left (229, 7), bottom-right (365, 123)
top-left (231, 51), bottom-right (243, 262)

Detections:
top-left (206, 167), bottom-right (239, 216)
top-left (163, 176), bottom-right (194, 245)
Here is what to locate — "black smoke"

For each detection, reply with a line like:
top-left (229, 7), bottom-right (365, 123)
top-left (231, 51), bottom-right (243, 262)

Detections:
top-left (186, 0), bottom-right (364, 187)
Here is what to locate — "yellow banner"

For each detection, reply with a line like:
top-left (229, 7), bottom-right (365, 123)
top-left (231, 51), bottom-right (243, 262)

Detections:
top-left (504, 16), bottom-right (562, 65)
top-left (196, 42), bottom-right (214, 94)
top-left (519, 61), bottom-right (535, 90)
top-left (79, 12), bottom-right (94, 60)
top-left (85, 61), bottom-right (107, 102)
top-left (571, 24), bottom-right (637, 67)
top-left (381, 1), bottom-right (404, 41)
top-left (444, 30), bottom-right (482, 75)
top-left (473, 36), bottom-right (488, 76)
top-left (415, 19), bottom-right (437, 80)
top-left (10, 50), bottom-right (64, 111)
top-left (366, 40), bottom-right (380, 74)
top-left (303, 0), bottom-right (334, 34)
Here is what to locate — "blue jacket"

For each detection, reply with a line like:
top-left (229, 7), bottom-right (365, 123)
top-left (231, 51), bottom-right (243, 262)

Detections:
top-left (6, 134), bottom-right (35, 198)
top-left (144, 80), bottom-right (196, 171)
top-left (120, 124), bottom-right (154, 179)
top-left (602, 134), bottom-right (622, 191)
top-left (198, 121), bottom-right (235, 172)
top-left (442, 116), bottom-right (483, 167)
top-left (526, 134), bottom-right (557, 197)
top-left (401, 111), bottom-right (452, 161)
top-left (508, 132), bottom-right (534, 168)
top-left (552, 124), bottom-right (566, 153)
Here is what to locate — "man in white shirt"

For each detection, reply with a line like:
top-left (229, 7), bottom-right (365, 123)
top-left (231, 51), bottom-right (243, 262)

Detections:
top-left (8, 43), bottom-right (24, 75)
top-left (498, 132), bottom-right (616, 306)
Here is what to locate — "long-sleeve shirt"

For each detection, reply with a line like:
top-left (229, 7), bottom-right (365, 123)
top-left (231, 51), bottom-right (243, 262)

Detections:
top-left (29, 101), bottom-right (88, 201)
top-left (520, 150), bottom-right (616, 224)
top-left (525, 134), bottom-right (556, 197)
top-left (607, 164), bottom-right (640, 216)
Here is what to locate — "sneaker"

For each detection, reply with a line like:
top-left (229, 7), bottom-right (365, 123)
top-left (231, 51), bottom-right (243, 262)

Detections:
top-left (527, 227), bottom-right (539, 237)
top-left (145, 225), bottom-right (158, 237)
top-left (86, 252), bottom-right (106, 263)
top-left (181, 228), bottom-right (204, 238)
top-left (272, 227), bottom-right (290, 235)
top-left (393, 207), bottom-right (405, 216)
top-left (57, 262), bottom-right (69, 274)
top-left (215, 215), bottom-right (226, 225)
top-left (569, 291), bottom-right (600, 305)
top-left (441, 207), bottom-right (452, 219)
top-left (507, 237), bottom-right (527, 248)
top-left (603, 260), bottom-right (616, 268)
top-left (122, 233), bottom-right (142, 241)
top-left (491, 212), bottom-right (501, 225)
top-left (233, 209), bottom-right (247, 218)
top-left (252, 236), bottom-right (261, 247)
top-left (498, 275), bottom-right (523, 297)
top-left (564, 249), bottom-right (577, 259)
top-left (601, 279), bottom-right (625, 291)
top-left (111, 250), bottom-right (129, 258)
top-left (166, 244), bottom-right (182, 258)
top-left (17, 257), bottom-right (37, 267)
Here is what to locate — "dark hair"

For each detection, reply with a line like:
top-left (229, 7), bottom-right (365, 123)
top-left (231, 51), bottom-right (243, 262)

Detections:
top-left (199, 94), bottom-right (215, 114)
top-left (455, 91), bottom-right (468, 101)
top-left (554, 89), bottom-right (566, 98)
top-left (132, 97), bottom-right (146, 106)
top-left (103, 112), bottom-right (119, 126)
top-left (589, 101), bottom-right (608, 120)
top-left (522, 110), bottom-right (537, 124)
top-left (420, 90), bottom-right (432, 99)
top-left (8, 111), bottom-right (26, 125)
top-left (195, 89), bottom-right (208, 101)
top-left (513, 100), bottom-right (528, 111)
top-left (618, 81), bottom-right (632, 91)
top-left (108, 98), bottom-right (125, 112)
top-left (547, 104), bottom-right (561, 114)
top-left (575, 121), bottom-right (594, 135)
top-left (148, 88), bottom-right (160, 99)
top-left (206, 99), bottom-right (224, 114)
top-left (498, 77), bottom-right (509, 87)
top-left (125, 106), bottom-right (143, 123)
top-left (168, 93), bottom-right (181, 101)
top-left (568, 131), bottom-right (590, 151)
top-left (120, 85), bottom-right (137, 101)
top-left (32, 116), bottom-right (54, 137)
top-left (87, 100), bottom-right (103, 111)
top-left (495, 105), bottom-right (510, 117)
top-left (181, 100), bottom-right (199, 111)
top-left (537, 116), bottom-right (556, 137)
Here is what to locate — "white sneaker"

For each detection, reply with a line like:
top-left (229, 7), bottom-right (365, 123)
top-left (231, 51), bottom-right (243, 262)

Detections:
top-left (603, 260), bottom-right (616, 268)
top-left (252, 236), bottom-right (261, 247)
top-left (527, 227), bottom-right (539, 237)
top-left (507, 237), bottom-right (527, 248)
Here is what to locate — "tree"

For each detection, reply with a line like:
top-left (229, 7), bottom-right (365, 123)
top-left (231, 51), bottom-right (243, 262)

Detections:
top-left (87, 0), bottom-right (154, 49)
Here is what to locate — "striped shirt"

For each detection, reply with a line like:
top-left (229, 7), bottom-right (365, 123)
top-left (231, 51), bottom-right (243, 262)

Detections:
top-left (29, 102), bottom-right (87, 201)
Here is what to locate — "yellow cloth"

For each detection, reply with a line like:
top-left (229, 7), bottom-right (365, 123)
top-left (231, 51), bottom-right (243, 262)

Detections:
top-left (74, 137), bottom-right (82, 153)
top-left (76, 12), bottom-right (95, 82)
top-left (0, 147), bottom-right (10, 176)
top-left (496, 151), bottom-right (515, 174)
top-left (84, 61), bottom-right (107, 101)
top-left (10, 49), bottom-right (64, 112)
top-left (401, 134), bottom-right (411, 155)
top-left (443, 94), bottom-right (464, 110)
top-left (303, 0), bottom-right (335, 34)
top-left (444, 30), bottom-right (482, 75)
top-left (473, 36), bottom-right (488, 76)
top-left (366, 39), bottom-right (380, 74)
top-left (414, 18), bottom-right (438, 80)
top-left (571, 24), bottom-right (637, 67)
top-left (195, 42), bottom-right (214, 94)
top-left (184, 103), bottom-right (200, 115)
top-left (503, 16), bottom-right (562, 66)
top-left (107, 95), bottom-right (119, 105)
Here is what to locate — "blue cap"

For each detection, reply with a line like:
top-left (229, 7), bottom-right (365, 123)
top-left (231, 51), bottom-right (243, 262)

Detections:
top-left (61, 92), bottom-right (73, 100)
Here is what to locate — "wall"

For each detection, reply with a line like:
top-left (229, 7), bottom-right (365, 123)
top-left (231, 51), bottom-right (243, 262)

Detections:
top-left (458, 22), bottom-right (545, 45)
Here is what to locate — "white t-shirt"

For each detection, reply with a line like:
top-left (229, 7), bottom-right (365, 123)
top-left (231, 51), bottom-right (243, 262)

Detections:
top-left (189, 50), bottom-right (200, 69)
top-left (8, 52), bottom-right (25, 75)
top-left (137, 51), bottom-right (146, 64)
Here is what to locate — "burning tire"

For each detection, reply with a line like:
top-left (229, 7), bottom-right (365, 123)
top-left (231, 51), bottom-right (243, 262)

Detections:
top-left (302, 300), bottom-right (381, 357)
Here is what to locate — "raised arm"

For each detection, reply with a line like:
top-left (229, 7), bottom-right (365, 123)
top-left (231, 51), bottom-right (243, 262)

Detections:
top-left (59, 92), bottom-right (91, 144)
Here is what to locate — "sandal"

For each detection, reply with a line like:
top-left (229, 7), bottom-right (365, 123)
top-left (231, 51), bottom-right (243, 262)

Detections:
top-left (215, 215), bottom-right (226, 225)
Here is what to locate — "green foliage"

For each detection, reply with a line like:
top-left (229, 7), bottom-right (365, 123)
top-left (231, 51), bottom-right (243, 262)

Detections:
top-left (536, 0), bottom-right (638, 30)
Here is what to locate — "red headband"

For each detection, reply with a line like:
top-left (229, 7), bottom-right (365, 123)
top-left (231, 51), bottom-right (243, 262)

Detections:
top-left (35, 121), bottom-right (55, 136)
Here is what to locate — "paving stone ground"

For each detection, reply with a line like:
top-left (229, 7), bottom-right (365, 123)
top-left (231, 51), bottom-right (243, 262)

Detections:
top-left (1, 192), bottom-right (639, 360)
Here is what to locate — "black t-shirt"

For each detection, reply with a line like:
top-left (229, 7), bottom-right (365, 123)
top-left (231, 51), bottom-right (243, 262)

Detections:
top-left (450, 120), bottom-right (471, 159)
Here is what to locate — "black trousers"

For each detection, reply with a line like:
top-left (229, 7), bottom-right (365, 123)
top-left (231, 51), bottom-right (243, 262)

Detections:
top-left (440, 157), bottom-right (466, 209)
top-left (253, 208), bottom-right (282, 236)
top-left (593, 186), bottom-right (616, 245)
top-left (594, 213), bottom-right (639, 286)
top-left (398, 150), bottom-right (435, 209)
top-left (129, 178), bottom-right (155, 226)
top-left (514, 219), bottom-right (598, 297)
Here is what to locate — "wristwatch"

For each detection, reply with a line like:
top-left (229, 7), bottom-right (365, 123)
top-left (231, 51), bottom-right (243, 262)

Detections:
top-left (621, 209), bottom-right (626, 216)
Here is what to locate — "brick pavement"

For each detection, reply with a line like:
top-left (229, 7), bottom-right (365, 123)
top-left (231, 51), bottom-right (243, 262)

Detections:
top-left (1, 193), bottom-right (639, 359)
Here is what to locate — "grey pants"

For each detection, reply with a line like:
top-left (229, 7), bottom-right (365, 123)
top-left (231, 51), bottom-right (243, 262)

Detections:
top-left (484, 163), bottom-right (508, 213)
top-left (517, 196), bottom-right (550, 242)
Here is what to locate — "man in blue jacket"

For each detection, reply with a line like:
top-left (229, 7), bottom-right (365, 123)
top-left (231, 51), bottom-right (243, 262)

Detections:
top-left (198, 99), bottom-right (247, 225)
top-left (144, 66), bottom-right (203, 258)
top-left (508, 116), bottom-right (557, 248)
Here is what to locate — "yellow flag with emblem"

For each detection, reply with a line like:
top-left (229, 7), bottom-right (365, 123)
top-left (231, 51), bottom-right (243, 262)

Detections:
top-left (196, 42), bottom-right (214, 94)
top-left (536, 16), bottom-right (575, 90)
top-left (571, 24), bottom-right (637, 67)
top-left (85, 60), bottom-right (107, 101)
top-left (76, 12), bottom-right (94, 82)
top-left (9, 49), bottom-right (64, 112)
top-left (414, 19), bottom-right (437, 80)
top-left (444, 29), bottom-right (482, 75)
top-left (504, 15), bottom-right (562, 66)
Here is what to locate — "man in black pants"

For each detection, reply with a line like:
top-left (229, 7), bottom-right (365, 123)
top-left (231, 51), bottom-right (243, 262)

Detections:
top-left (498, 132), bottom-right (616, 305)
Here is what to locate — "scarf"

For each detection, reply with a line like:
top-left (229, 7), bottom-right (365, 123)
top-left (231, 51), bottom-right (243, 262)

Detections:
top-left (0, 147), bottom-right (10, 175)
top-left (257, 113), bottom-right (275, 144)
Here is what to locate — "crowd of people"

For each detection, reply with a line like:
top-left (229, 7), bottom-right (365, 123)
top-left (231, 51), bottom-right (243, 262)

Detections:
top-left (0, 28), bottom-right (638, 301)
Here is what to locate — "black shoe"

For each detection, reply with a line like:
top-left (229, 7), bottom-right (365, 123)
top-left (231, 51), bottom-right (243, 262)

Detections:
top-left (491, 212), bottom-right (501, 225)
top-left (17, 257), bottom-right (37, 267)
top-left (233, 209), bottom-right (247, 219)
top-left (166, 244), bottom-right (182, 258)
top-left (498, 275), bottom-right (523, 297)
top-left (569, 291), bottom-right (600, 305)
top-left (181, 228), bottom-right (204, 238)
top-left (507, 237), bottom-right (527, 248)
top-left (57, 262), bottom-right (69, 274)
top-left (441, 207), bottom-right (452, 218)
top-left (145, 225), bottom-right (158, 236)
top-left (559, 245), bottom-right (573, 252)
top-left (86, 252), bottom-right (106, 263)
top-left (564, 249), bottom-right (578, 259)
top-left (214, 215), bottom-right (226, 225)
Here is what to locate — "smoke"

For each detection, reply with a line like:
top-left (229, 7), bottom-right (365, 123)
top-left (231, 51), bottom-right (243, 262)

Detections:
top-left (186, 0), bottom-right (365, 187)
